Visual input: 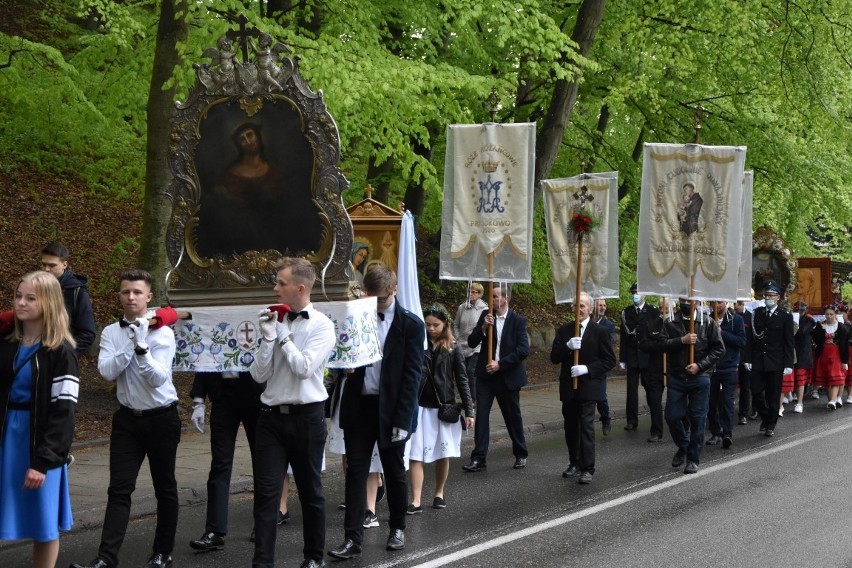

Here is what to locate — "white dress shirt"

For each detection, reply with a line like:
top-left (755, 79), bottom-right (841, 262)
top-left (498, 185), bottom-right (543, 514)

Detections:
top-left (98, 311), bottom-right (178, 411)
top-left (250, 302), bottom-right (336, 406)
top-left (494, 311), bottom-right (507, 360)
top-left (363, 299), bottom-right (395, 395)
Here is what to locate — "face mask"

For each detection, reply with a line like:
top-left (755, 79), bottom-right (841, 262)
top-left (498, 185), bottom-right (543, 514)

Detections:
top-left (765, 299), bottom-right (777, 309)
top-left (680, 303), bottom-right (692, 316)
top-left (632, 294), bottom-right (641, 305)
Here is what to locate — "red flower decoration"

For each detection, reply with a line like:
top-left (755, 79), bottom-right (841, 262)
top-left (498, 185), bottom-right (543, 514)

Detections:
top-left (571, 213), bottom-right (593, 234)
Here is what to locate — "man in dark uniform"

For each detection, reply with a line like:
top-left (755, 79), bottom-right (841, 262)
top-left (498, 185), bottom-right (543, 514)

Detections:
top-left (551, 293), bottom-right (616, 484)
top-left (746, 281), bottom-right (794, 437)
top-left (187, 371), bottom-right (265, 551)
top-left (592, 299), bottom-right (615, 435)
top-left (619, 282), bottom-right (660, 432)
top-left (734, 300), bottom-right (755, 424)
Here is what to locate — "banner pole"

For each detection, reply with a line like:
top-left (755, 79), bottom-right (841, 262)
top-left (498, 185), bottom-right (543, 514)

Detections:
top-left (573, 239), bottom-right (583, 390)
top-left (487, 252), bottom-right (494, 364)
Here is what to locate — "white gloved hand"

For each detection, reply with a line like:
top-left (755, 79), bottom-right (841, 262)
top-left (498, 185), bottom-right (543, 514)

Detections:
top-left (127, 317), bottom-right (149, 346)
top-left (783, 367), bottom-right (793, 375)
top-left (391, 427), bottom-right (408, 442)
top-left (258, 309), bottom-right (278, 341)
top-left (570, 365), bottom-right (589, 377)
top-left (191, 400), bottom-right (205, 433)
top-left (567, 337), bottom-right (582, 350)
top-left (619, 362), bottom-right (626, 371)
top-left (744, 363), bottom-right (752, 371)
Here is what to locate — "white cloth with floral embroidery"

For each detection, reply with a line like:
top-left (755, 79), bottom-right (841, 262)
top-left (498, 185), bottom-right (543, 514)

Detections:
top-left (171, 298), bottom-right (382, 372)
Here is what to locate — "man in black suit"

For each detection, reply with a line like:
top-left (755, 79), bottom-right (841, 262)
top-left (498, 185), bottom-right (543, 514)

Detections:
top-left (328, 264), bottom-right (425, 560)
top-left (620, 282), bottom-right (661, 431)
top-left (592, 299), bottom-right (615, 435)
top-left (551, 293), bottom-right (616, 484)
top-left (462, 284), bottom-right (530, 472)
top-left (746, 280), bottom-right (794, 437)
top-left (734, 300), bottom-right (755, 424)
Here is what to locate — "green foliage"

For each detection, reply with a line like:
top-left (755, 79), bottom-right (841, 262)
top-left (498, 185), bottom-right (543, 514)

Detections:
top-left (94, 236), bottom-right (140, 296)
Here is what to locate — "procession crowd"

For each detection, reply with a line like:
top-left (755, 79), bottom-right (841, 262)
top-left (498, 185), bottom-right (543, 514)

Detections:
top-left (2, 243), bottom-right (848, 567)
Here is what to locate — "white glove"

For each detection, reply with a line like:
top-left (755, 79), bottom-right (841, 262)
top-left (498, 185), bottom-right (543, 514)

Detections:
top-left (567, 337), bottom-right (582, 350)
top-left (843, 364), bottom-right (849, 372)
top-left (619, 362), bottom-right (626, 371)
top-left (191, 400), bottom-right (205, 434)
top-left (744, 363), bottom-right (752, 371)
top-left (783, 367), bottom-right (793, 375)
top-left (127, 317), bottom-right (149, 346)
top-left (570, 365), bottom-right (589, 377)
top-left (391, 427), bottom-right (408, 442)
top-left (258, 309), bottom-right (277, 341)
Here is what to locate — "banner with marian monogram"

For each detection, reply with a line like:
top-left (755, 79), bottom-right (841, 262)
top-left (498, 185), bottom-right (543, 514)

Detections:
top-left (637, 143), bottom-right (747, 301)
top-left (172, 298), bottom-right (382, 373)
top-left (541, 172), bottom-right (619, 303)
top-left (439, 122), bottom-right (536, 283)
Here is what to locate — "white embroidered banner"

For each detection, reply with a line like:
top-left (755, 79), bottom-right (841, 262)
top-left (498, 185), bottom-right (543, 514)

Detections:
top-left (439, 122), bottom-right (535, 283)
top-left (737, 171), bottom-right (754, 300)
top-left (542, 172), bottom-right (619, 303)
top-left (637, 143), bottom-right (747, 301)
top-left (172, 298), bottom-right (381, 372)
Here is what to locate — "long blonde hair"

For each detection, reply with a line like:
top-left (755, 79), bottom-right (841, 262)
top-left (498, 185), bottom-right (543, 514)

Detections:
top-left (11, 271), bottom-right (76, 350)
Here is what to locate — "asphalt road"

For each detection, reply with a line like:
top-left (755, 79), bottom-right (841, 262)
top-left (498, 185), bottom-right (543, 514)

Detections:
top-left (5, 407), bottom-right (852, 568)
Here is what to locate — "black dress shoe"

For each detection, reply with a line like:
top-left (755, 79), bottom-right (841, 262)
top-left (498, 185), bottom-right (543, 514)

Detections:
top-left (69, 560), bottom-right (112, 568)
top-left (462, 459), bottom-right (486, 472)
top-left (602, 421), bottom-right (612, 436)
top-left (144, 553), bottom-right (173, 568)
top-left (562, 464), bottom-right (580, 478)
top-left (722, 436), bottom-right (732, 449)
top-left (578, 471), bottom-right (593, 484)
top-left (624, 423), bottom-right (638, 431)
top-left (300, 559), bottom-right (326, 568)
top-left (386, 528), bottom-right (405, 551)
top-left (706, 435), bottom-right (721, 445)
top-left (683, 461), bottom-right (699, 474)
top-left (647, 435), bottom-right (663, 443)
top-left (764, 428), bottom-right (775, 437)
top-left (328, 539), bottom-right (361, 559)
top-left (513, 457), bottom-right (527, 469)
top-left (190, 532), bottom-right (225, 551)
top-left (671, 450), bottom-right (686, 468)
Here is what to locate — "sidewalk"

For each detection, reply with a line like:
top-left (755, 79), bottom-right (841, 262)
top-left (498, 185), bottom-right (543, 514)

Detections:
top-left (65, 376), bottom-right (629, 532)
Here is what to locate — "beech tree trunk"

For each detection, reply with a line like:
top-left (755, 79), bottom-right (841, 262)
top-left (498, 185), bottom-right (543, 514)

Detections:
top-left (534, 0), bottom-right (607, 198)
top-left (139, 0), bottom-right (187, 303)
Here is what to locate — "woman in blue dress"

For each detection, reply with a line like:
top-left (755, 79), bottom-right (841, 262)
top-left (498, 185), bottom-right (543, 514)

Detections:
top-left (0, 271), bottom-right (79, 567)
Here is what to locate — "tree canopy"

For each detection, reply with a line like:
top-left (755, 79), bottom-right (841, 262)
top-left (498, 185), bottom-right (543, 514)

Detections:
top-left (1, 0), bottom-right (850, 306)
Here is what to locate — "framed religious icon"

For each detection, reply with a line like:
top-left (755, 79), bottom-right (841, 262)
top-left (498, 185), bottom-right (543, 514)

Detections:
top-left (346, 187), bottom-right (403, 295)
top-left (789, 258), bottom-right (832, 314)
top-left (751, 226), bottom-right (798, 302)
top-left (165, 23), bottom-right (352, 306)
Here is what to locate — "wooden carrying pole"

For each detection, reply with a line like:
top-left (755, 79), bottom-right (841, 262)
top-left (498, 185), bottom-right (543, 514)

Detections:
top-left (487, 253), bottom-right (495, 364)
top-left (572, 239), bottom-right (584, 390)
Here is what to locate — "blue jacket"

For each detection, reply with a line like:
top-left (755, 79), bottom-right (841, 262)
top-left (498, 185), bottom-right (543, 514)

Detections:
top-left (714, 310), bottom-right (746, 374)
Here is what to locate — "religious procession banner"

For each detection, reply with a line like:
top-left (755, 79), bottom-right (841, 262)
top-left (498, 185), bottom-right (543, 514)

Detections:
top-left (637, 143), bottom-right (747, 301)
top-left (541, 172), bottom-right (619, 303)
top-left (439, 122), bottom-right (536, 283)
top-left (737, 171), bottom-right (754, 300)
top-left (171, 298), bottom-right (381, 372)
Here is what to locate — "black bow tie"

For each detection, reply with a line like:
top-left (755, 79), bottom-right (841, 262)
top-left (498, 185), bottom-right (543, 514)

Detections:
top-left (119, 319), bottom-right (138, 328)
top-left (377, 312), bottom-right (385, 321)
top-left (287, 310), bottom-right (309, 321)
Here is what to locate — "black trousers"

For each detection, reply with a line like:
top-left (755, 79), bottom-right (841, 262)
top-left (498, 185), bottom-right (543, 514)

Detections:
top-left (98, 405), bottom-right (181, 567)
top-left (563, 399), bottom-right (597, 473)
top-left (641, 375), bottom-right (665, 437)
top-left (625, 366), bottom-right (648, 426)
top-left (738, 363), bottom-right (752, 418)
top-left (341, 395), bottom-right (407, 545)
top-left (252, 403), bottom-right (327, 567)
top-left (205, 381), bottom-right (261, 535)
top-left (471, 376), bottom-right (528, 462)
top-left (751, 369), bottom-right (783, 429)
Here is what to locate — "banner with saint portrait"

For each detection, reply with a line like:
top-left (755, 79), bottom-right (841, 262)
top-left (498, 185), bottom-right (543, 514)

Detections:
top-left (737, 171), bottom-right (754, 300)
top-left (439, 123), bottom-right (536, 283)
top-left (542, 172), bottom-right (619, 303)
top-left (637, 143), bottom-right (747, 301)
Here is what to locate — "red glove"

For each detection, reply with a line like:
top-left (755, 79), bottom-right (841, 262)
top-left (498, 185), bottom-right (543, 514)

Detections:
top-left (0, 310), bottom-right (14, 335)
top-left (150, 306), bottom-right (179, 329)
top-left (266, 304), bottom-right (292, 323)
